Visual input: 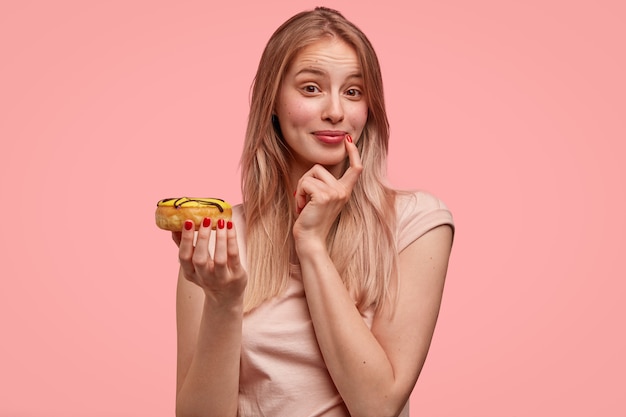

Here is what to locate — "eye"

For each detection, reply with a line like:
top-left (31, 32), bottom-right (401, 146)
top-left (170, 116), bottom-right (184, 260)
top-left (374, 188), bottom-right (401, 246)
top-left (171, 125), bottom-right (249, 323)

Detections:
top-left (303, 85), bottom-right (320, 94)
top-left (345, 88), bottom-right (362, 98)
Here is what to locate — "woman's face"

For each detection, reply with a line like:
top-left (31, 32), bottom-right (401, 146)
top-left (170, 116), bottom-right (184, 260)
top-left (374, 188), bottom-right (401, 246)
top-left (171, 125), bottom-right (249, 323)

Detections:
top-left (275, 37), bottom-right (368, 178)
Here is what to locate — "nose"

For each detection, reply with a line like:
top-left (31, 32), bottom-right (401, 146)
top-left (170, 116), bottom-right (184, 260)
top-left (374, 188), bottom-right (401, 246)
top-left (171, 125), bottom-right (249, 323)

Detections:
top-left (321, 94), bottom-right (344, 124)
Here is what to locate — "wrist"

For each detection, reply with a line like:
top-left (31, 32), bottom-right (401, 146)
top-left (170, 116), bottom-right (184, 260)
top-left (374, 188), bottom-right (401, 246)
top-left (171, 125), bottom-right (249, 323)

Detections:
top-left (203, 293), bottom-right (244, 316)
top-left (294, 236), bottom-right (327, 258)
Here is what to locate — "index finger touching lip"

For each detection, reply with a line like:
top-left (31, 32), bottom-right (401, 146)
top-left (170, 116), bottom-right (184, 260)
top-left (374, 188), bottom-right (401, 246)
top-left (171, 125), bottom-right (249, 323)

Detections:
top-left (340, 135), bottom-right (363, 187)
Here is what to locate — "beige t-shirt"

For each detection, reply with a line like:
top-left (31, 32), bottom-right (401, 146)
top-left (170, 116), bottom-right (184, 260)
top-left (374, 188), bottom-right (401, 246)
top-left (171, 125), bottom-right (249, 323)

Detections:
top-left (236, 191), bottom-right (454, 416)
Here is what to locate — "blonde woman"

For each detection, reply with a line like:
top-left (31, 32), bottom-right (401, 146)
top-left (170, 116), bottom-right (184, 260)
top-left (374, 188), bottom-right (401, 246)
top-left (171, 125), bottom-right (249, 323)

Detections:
top-left (173, 7), bottom-right (454, 417)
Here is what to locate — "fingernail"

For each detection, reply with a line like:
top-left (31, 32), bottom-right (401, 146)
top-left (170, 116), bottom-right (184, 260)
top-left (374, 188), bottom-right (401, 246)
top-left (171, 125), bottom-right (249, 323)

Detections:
top-left (227, 220), bottom-right (233, 230)
top-left (184, 220), bottom-right (194, 231)
top-left (346, 134), bottom-right (353, 143)
top-left (218, 218), bottom-right (225, 229)
top-left (202, 217), bottom-right (211, 228)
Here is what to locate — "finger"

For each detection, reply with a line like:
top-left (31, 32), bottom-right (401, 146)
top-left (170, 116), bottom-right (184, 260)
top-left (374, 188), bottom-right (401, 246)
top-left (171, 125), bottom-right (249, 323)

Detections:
top-left (295, 165), bottom-right (337, 213)
top-left (295, 175), bottom-right (328, 213)
top-left (212, 218), bottom-right (229, 267)
top-left (295, 183), bottom-right (308, 213)
top-left (295, 187), bottom-right (308, 213)
top-left (339, 136), bottom-right (363, 190)
top-left (192, 217), bottom-right (213, 266)
top-left (226, 220), bottom-right (243, 271)
top-left (178, 220), bottom-right (197, 279)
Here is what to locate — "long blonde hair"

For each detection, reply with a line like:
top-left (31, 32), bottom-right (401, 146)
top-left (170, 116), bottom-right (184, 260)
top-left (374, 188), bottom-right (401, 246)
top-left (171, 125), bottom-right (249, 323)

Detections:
top-left (241, 7), bottom-right (397, 313)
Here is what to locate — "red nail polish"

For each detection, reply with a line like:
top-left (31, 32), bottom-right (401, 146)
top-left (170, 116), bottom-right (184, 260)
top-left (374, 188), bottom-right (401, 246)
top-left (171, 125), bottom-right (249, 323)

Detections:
top-left (346, 134), bottom-right (353, 143)
top-left (184, 220), bottom-right (193, 231)
top-left (218, 218), bottom-right (225, 229)
top-left (227, 220), bottom-right (233, 230)
top-left (202, 217), bottom-right (211, 228)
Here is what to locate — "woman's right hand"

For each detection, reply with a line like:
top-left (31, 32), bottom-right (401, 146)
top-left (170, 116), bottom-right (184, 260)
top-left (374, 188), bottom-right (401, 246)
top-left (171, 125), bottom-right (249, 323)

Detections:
top-left (172, 218), bottom-right (247, 307)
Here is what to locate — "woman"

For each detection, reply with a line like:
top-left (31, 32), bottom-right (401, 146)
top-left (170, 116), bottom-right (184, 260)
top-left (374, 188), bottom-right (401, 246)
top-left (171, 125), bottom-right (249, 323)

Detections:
top-left (173, 7), bottom-right (454, 417)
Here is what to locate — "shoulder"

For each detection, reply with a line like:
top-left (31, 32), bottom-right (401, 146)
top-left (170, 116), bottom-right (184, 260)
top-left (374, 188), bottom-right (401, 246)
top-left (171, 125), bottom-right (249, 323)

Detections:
top-left (394, 190), bottom-right (454, 252)
top-left (395, 190), bottom-right (453, 219)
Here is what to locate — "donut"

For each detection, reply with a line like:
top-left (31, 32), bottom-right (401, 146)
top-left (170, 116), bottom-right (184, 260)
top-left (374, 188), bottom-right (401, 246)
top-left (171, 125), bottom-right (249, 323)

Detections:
top-left (155, 197), bottom-right (232, 231)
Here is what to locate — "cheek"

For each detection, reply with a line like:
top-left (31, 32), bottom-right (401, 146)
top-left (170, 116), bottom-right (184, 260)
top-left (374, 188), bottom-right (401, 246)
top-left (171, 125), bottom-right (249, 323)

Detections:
top-left (279, 100), bottom-right (316, 128)
top-left (349, 104), bottom-right (369, 130)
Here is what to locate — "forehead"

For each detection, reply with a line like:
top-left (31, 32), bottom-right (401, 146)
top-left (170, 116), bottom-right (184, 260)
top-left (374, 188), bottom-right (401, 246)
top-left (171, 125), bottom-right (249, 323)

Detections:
top-left (288, 38), bottom-right (361, 73)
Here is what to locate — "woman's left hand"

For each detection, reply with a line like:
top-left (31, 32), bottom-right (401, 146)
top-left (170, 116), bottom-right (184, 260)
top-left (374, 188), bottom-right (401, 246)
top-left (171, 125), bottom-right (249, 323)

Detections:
top-left (293, 137), bottom-right (363, 248)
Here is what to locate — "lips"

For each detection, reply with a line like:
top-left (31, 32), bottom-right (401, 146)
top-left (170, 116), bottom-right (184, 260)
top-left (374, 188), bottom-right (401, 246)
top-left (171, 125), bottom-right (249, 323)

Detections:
top-left (313, 131), bottom-right (347, 144)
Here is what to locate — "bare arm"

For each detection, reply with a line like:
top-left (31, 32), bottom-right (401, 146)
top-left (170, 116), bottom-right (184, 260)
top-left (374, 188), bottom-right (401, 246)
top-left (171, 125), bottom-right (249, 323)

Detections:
top-left (293, 137), bottom-right (453, 417)
top-left (174, 218), bottom-right (247, 417)
top-left (297, 225), bottom-right (453, 417)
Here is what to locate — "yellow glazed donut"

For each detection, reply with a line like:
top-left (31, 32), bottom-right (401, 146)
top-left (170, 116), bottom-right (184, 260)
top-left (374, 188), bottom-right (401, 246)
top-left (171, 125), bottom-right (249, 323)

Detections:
top-left (155, 197), bottom-right (232, 231)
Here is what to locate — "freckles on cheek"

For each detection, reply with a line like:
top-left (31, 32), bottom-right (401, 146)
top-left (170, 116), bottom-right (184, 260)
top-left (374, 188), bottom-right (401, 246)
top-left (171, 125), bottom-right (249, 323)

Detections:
top-left (284, 105), bottom-right (309, 126)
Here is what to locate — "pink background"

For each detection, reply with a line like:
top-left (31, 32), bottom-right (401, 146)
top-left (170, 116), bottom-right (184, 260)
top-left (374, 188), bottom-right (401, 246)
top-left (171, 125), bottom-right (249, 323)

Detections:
top-left (1, 1), bottom-right (624, 416)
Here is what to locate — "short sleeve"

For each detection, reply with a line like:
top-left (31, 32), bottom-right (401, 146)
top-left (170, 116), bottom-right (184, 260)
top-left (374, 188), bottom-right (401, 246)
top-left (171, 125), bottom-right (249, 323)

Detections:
top-left (396, 191), bottom-right (454, 252)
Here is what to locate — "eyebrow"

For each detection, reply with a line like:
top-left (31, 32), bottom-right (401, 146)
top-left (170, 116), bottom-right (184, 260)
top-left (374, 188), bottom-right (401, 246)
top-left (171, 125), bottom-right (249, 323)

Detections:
top-left (295, 67), bottom-right (326, 77)
top-left (294, 67), bottom-right (363, 80)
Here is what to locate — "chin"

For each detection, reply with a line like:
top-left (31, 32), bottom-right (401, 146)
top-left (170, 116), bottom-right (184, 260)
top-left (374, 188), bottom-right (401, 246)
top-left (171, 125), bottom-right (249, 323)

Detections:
top-left (321, 158), bottom-right (349, 175)
top-left (294, 149), bottom-right (347, 175)
top-left (316, 153), bottom-right (345, 166)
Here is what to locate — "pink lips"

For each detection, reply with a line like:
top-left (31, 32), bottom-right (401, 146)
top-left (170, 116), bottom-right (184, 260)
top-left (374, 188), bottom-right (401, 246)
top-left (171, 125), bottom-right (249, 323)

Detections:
top-left (313, 131), bottom-right (347, 144)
